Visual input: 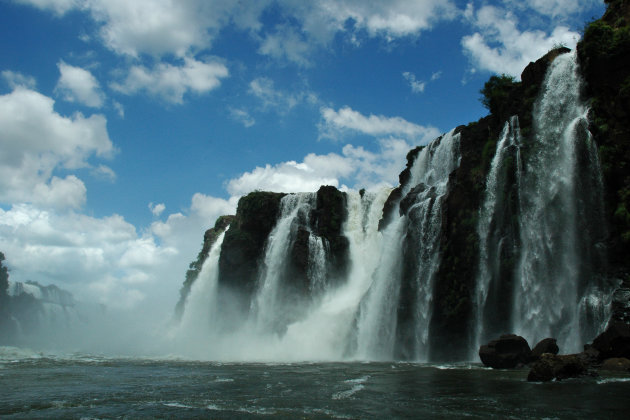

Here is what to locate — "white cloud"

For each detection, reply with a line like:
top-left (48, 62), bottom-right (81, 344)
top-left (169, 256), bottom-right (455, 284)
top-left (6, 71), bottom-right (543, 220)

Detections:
top-left (226, 160), bottom-right (345, 196)
top-left (319, 106), bottom-right (439, 143)
top-left (91, 164), bottom-right (116, 181)
top-left (504, 0), bottom-right (603, 20)
top-left (462, 5), bottom-right (581, 77)
top-left (2, 70), bottom-right (37, 89)
top-left (55, 61), bottom-right (105, 108)
top-left (0, 86), bottom-right (114, 208)
top-left (259, 24), bottom-right (311, 66)
top-left (249, 77), bottom-right (303, 111)
top-left (111, 57), bottom-right (229, 103)
top-left (402, 71), bottom-right (426, 93)
top-left (13, 0), bottom-right (78, 15)
top-left (284, 0), bottom-right (457, 43)
top-left (229, 107), bottom-right (255, 128)
top-left (0, 191), bottom-right (237, 312)
top-left (226, 136), bottom-right (419, 195)
top-left (112, 100), bottom-right (124, 118)
top-left (13, 0), bottom-right (457, 65)
top-left (85, 0), bottom-right (223, 58)
top-left (149, 202), bottom-right (166, 217)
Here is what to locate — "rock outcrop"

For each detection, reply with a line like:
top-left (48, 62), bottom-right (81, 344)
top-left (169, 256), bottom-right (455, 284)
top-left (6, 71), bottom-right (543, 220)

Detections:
top-left (174, 215), bottom-right (235, 320)
top-left (527, 354), bottom-right (590, 382)
top-left (530, 338), bottom-right (560, 361)
top-left (479, 334), bottom-right (532, 369)
top-left (591, 321), bottom-right (630, 360)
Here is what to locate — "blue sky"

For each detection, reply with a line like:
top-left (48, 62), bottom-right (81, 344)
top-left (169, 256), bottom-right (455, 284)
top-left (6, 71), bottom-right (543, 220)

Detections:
top-left (0, 0), bottom-right (605, 315)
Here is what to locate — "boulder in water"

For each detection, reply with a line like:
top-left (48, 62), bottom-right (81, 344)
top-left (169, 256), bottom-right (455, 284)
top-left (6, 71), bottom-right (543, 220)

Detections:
top-left (527, 354), bottom-right (590, 382)
top-left (591, 321), bottom-right (630, 360)
top-left (530, 338), bottom-right (559, 361)
top-left (600, 357), bottom-right (630, 372)
top-left (479, 334), bottom-right (532, 368)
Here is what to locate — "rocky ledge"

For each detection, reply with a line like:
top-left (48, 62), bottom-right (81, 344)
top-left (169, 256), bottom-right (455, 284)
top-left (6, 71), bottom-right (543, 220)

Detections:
top-left (479, 321), bottom-right (630, 381)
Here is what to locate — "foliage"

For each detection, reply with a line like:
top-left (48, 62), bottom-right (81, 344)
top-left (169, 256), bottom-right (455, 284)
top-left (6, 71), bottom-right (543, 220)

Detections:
top-left (578, 1), bottom-right (630, 257)
top-left (479, 75), bottom-right (519, 116)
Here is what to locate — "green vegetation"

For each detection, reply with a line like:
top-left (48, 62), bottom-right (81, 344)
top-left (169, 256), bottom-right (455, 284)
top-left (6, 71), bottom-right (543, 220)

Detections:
top-left (480, 75), bottom-right (519, 116)
top-left (577, 0), bottom-right (630, 262)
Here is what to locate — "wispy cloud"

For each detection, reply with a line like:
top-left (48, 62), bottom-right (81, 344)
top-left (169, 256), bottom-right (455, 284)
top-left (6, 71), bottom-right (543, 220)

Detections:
top-left (319, 106), bottom-right (439, 143)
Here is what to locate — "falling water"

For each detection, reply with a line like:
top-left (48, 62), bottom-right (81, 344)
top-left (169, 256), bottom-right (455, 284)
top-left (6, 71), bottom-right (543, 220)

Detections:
top-left (253, 193), bottom-right (320, 335)
top-left (176, 229), bottom-right (227, 345)
top-left (474, 116), bottom-right (522, 350)
top-left (356, 129), bottom-right (461, 361)
top-left (504, 53), bottom-right (604, 351)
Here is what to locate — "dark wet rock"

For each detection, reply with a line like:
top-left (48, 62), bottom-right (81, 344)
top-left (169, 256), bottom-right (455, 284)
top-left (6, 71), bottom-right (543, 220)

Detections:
top-left (580, 344), bottom-right (602, 365)
top-left (591, 321), bottom-right (630, 360)
top-left (611, 283), bottom-right (630, 324)
top-left (479, 334), bottom-right (532, 369)
top-left (399, 183), bottom-right (432, 216)
top-left (174, 215), bottom-right (235, 320)
top-left (530, 338), bottom-right (560, 361)
top-left (601, 357), bottom-right (630, 371)
top-left (527, 354), bottom-right (590, 382)
top-left (521, 47), bottom-right (571, 89)
top-left (219, 191), bottom-right (286, 297)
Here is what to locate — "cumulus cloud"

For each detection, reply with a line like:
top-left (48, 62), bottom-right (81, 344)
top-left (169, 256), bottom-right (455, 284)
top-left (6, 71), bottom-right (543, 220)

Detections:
top-left (149, 202), bottom-right (166, 217)
top-left (2, 70), bottom-right (37, 89)
top-left (55, 61), bottom-right (105, 108)
top-left (0, 86), bottom-right (114, 208)
top-left (319, 106), bottom-right (439, 143)
top-left (0, 191), bottom-right (237, 311)
top-left (14, 0), bottom-right (458, 67)
top-left (85, 0), bottom-right (224, 58)
top-left (226, 136), bottom-right (420, 195)
top-left (226, 160), bottom-right (345, 196)
top-left (111, 57), bottom-right (229, 103)
top-left (284, 0), bottom-right (457, 44)
top-left (462, 4), bottom-right (581, 77)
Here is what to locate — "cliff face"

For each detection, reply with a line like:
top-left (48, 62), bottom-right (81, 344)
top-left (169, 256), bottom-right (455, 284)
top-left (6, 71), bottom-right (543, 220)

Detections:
top-left (174, 215), bottom-right (235, 320)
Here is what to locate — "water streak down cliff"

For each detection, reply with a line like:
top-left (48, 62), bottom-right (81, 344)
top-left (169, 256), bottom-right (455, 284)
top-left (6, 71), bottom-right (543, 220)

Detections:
top-left (173, 40), bottom-right (626, 361)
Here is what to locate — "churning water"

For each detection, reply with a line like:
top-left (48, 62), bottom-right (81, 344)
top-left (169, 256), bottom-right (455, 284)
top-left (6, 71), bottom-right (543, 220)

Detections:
top-left (1, 349), bottom-right (629, 419)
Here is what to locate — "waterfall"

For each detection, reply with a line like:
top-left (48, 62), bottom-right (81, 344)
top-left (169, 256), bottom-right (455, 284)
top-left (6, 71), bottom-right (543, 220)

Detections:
top-left (474, 116), bottom-right (522, 350)
top-left (356, 129), bottom-right (461, 361)
top-left (252, 193), bottom-right (321, 335)
top-left (279, 189), bottom-right (390, 360)
top-left (476, 50), bottom-right (611, 354)
top-left (176, 229), bottom-right (228, 350)
top-left (174, 53), bottom-right (612, 362)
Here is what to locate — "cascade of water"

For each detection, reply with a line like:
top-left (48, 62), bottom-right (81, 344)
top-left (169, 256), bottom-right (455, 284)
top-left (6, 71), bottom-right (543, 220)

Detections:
top-left (474, 116), bottom-right (522, 351)
top-left (280, 189), bottom-right (390, 360)
top-left (356, 129), bottom-right (461, 361)
top-left (178, 229), bottom-right (228, 336)
top-left (252, 193), bottom-right (319, 334)
top-left (512, 51), bottom-right (609, 352)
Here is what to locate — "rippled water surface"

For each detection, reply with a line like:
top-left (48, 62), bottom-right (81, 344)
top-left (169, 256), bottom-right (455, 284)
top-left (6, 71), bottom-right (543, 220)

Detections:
top-left (1, 348), bottom-right (629, 419)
